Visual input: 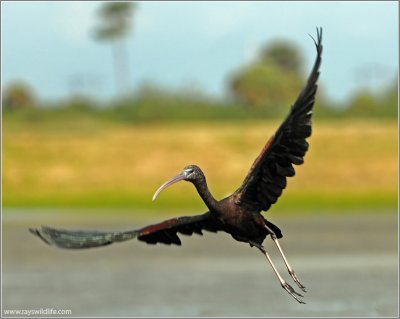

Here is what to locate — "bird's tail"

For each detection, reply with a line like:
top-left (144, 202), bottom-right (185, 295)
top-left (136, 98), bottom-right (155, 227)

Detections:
top-left (29, 226), bottom-right (139, 249)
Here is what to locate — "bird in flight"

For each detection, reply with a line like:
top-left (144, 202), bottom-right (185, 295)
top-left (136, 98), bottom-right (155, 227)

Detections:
top-left (30, 28), bottom-right (322, 304)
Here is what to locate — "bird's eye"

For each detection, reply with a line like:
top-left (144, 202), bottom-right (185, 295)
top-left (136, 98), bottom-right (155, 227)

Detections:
top-left (184, 168), bottom-right (194, 175)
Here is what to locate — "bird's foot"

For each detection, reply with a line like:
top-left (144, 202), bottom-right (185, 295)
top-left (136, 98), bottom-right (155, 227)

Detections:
top-left (289, 269), bottom-right (307, 293)
top-left (281, 281), bottom-right (306, 304)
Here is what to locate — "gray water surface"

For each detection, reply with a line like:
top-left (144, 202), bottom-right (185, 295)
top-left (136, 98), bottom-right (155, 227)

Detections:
top-left (2, 210), bottom-right (398, 317)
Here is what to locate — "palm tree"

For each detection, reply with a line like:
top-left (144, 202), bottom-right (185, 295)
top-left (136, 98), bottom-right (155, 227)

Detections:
top-left (92, 2), bottom-right (136, 95)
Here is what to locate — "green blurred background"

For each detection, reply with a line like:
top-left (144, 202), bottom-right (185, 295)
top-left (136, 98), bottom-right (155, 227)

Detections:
top-left (2, 3), bottom-right (398, 212)
top-left (1, 1), bottom-right (398, 317)
top-left (2, 117), bottom-right (397, 213)
top-left (2, 1), bottom-right (397, 214)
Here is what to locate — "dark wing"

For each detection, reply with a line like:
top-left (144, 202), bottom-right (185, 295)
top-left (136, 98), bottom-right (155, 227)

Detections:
top-left (29, 227), bottom-right (139, 249)
top-left (137, 212), bottom-right (221, 245)
top-left (234, 28), bottom-right (323, 212)
top-left (29, 212), bottom-right (221, 249)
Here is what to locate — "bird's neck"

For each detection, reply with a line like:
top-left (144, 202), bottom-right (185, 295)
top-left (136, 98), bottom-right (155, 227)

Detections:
top-left (193, 178), bottom-right (219, 212)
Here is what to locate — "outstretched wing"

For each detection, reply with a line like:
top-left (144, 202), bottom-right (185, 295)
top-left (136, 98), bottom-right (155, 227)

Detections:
top-left (29, 226), bottom-right (139, 249)
top-left (29, 212), bottom-right (221, 249)
top-left (234, 28), bottom-right (323, 212)
top-left (137, 212), bottom-right (221, 245)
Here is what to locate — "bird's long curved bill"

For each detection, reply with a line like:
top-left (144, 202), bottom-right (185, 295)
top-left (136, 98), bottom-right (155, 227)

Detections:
top-left (152, 173), bottom-right (186, 201)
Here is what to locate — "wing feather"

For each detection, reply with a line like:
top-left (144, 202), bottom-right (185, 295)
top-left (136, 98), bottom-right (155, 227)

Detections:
top-left (137, 212), bottom-right (221, 245)
top-left (234, 27), bottom-right (323, 212)
top-left (29, 212), bottom-right (222, 249)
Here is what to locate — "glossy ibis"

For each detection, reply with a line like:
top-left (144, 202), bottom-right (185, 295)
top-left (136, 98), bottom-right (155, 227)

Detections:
top-left (30, 28), bottom-right (322, 304)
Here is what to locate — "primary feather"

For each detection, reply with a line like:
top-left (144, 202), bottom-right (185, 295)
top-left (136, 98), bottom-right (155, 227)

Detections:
top-left (234, 27), bottom-right (323, 212)
top-left (29, 212), bottom-right (221, 249)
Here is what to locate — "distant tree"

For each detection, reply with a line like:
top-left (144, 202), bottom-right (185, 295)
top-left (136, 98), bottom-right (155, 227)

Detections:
top-left (92, 2), bottom-right (136, 95)
top-left (3, 81), bottom-right (36, 110)
top-left (229, 40), bottom-right (304, 115)
top-left (380, 77), bottom-right (398, 117)
top-left (259, 40), bottom-right (304, 76)
top-left (346, 89), bottom-right (379, 116)
top-left (346, 77), bottom-right (398, 118)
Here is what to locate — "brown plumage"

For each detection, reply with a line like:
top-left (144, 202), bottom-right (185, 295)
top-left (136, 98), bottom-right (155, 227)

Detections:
top-left (30, 28), bottom-right (323, 304)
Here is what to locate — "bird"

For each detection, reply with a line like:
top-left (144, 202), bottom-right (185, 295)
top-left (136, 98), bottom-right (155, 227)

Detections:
top-left (30, 28), bottom-right (322, 304)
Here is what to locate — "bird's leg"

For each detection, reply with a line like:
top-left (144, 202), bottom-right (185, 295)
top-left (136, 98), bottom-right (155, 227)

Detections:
top-left (265, 224), bottom-right (306, 292)
top-left (249, 241), bottom-right (305, 304)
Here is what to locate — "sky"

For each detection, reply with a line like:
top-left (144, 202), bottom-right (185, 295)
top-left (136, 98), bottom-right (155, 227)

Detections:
top-left (1, 1), bottom-right (398, 104)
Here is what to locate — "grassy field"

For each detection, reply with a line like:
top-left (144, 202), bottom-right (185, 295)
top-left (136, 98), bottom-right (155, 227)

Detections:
top-left (3, 117), bottom-right (397, 213)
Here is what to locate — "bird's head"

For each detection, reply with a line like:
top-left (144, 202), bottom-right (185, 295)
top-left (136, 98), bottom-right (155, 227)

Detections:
top-left (152, 164), bottom-right (205, 201)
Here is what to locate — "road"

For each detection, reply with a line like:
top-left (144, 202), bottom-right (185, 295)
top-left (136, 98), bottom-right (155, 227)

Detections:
top-left (2, 209), bottom-right (398, 317)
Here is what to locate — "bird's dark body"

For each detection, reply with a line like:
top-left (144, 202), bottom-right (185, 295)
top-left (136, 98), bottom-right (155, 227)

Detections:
top-left (210, 196), bottom-right (280, 245)
top-left (135, 178), bottom-right (283, 247)
top-left (29, 28), bottom-right (323, 304)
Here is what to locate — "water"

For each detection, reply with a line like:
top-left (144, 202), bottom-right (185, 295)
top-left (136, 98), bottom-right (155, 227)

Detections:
top-left (2, 210), bottom-right (398, 317)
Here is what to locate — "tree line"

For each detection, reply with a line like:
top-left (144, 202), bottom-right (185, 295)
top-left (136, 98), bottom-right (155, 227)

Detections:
top-left (3, 2), bottom-right (397, 120)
